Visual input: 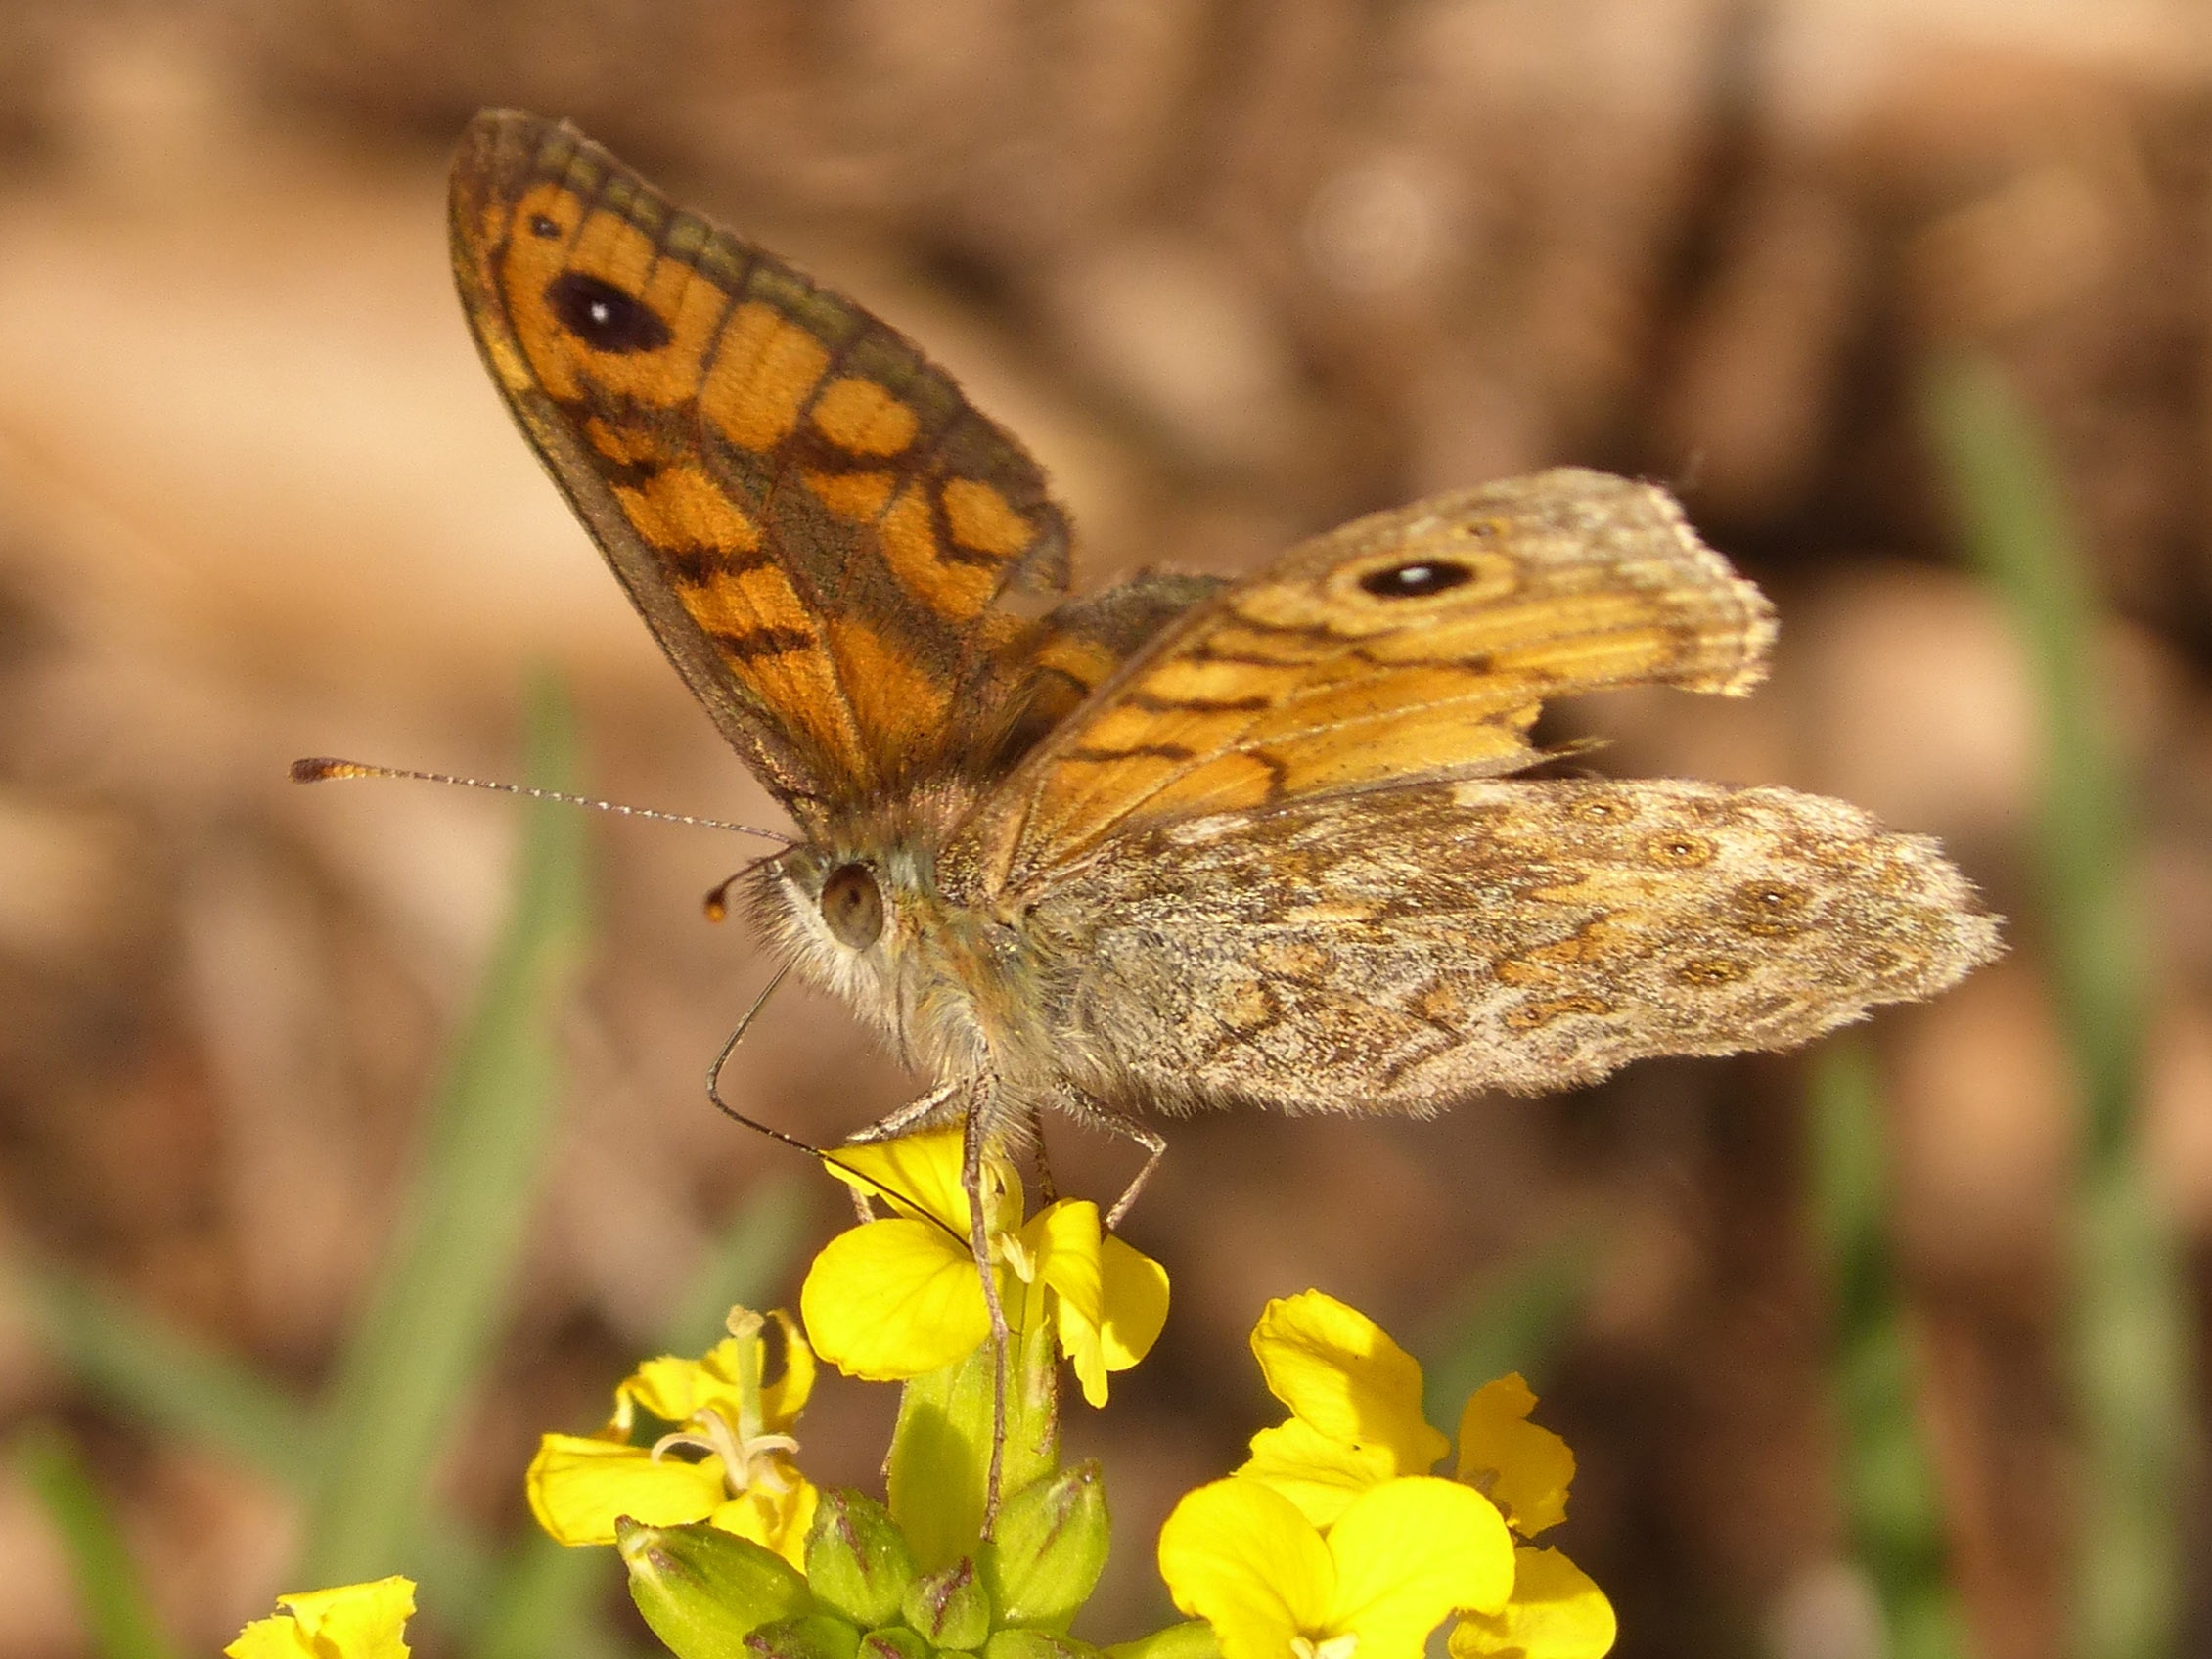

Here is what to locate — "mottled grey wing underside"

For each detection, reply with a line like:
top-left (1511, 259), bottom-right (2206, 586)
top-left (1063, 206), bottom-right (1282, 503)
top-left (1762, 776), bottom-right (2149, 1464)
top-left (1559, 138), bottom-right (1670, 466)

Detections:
top-left (1040, 777), bottom-right (2000, 1113)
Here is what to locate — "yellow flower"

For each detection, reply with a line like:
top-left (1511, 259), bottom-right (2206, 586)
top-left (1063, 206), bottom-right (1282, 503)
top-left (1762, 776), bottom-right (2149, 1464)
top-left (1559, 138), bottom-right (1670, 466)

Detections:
top-left (224, 1578), bottom-right (415, 1659)
top-left (799, 1127), bottom-right (1169, 1406)
top-left (1241, 1291), bottom-right (1449, 1528)
top-left (527, 1307), bottom-right (818, 1568)
top-left (1448, 1548), bottom-right (1616, 1659)
top-left (1236, 1291), bottom-right (1616, 1659)
top-left (1446, 1376), bottom-right (1612, 1659)
top-left (1158, 1476), bottom-right (1512, 1659)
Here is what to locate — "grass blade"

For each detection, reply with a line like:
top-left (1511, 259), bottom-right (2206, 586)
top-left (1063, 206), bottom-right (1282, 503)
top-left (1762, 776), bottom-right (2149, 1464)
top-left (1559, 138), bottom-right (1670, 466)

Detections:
top-left (1419, 1231), bottom-right (1593, 1428)
top-left (657, 1175), bottom-right (811, 1356)
top-left (468, 1178), bottom-right (809, 1659)
top-left (15, 1259), bottom-right (321, 1486)
top-left (1920, 355), bottom-right (2192, 1659)
top-left (298, 680), bottom-right (590, 1587)
top-left (1808, 1040), bottom-right (1968, 1659)
top-left (14, 1424), bottom-right (179, 1659)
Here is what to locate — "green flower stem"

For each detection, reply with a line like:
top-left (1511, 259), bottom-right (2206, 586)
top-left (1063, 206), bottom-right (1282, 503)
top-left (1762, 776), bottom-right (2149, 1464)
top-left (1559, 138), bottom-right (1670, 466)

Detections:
top-left (889, 1319), bottom-right (1060, 1573)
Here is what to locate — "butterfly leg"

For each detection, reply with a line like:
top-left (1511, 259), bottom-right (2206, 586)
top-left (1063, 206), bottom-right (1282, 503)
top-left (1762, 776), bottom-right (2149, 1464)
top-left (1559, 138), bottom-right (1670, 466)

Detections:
top-left (961, 1081), bottom-right (1012, 1530)
top-left (841, 1080), bottom-right (960, 1143)
top-left (1100, 1117), bottom-right (1166, 1232)
top-left (831, 1082), bottom-right (961, 1222)
top-left (1029, 1107), bottom-right (1058, 1205)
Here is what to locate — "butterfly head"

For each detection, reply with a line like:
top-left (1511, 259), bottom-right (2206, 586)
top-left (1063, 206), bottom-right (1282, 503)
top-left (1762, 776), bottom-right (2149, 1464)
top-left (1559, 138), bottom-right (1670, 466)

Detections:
top-left (757, 827), bottom-right (937, 1018)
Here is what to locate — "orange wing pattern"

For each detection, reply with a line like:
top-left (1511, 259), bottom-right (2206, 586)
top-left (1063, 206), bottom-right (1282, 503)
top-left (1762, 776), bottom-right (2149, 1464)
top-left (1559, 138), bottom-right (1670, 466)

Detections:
top-left (450, 111), bottom-right (1071, 827)
top-left (952, 471), bottom-right (1778, 899)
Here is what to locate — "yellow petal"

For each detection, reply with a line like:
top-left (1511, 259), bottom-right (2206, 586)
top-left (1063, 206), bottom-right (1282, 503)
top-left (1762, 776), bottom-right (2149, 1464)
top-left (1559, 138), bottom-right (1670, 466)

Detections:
top-left (622, 1347), bottom-right (745, 1427)
top-left (1028, 1204), bottom-right (1171, 1406)
top-left (817, 1128), bottom-right (1020, 1233)
top-left (1032, 1201), bottom-right (1111, 1406)
top-left (525, 1434), bottom-right (726, 1546)
top-left (1327, 1478), bottom-right (1514, 1659)
top-left (1158, 1478), bottom-right (1333, 1659)
top-left (800, 1216), bottom-right (990, 1378)
top-left (226, 1613), bottom-right (319, 1659)
top-left (1250, 1293), bottom-right (1447, 1477)
top-left (1099, 1234), bottom-right (1170, 1368)
top-left (1448, 1548), bottom-right (1616, 1659)
top-left (227, 1578), bottom-right (417, 1659)
top-left (757, 1309), bottom-right (816, 1427)
top-left (1454, 1376), bottom-right (1573, 1538)
top-left (708, 1470), bottom-right (821, 1570)
top-left (1241, 1418), bottom-right (1399, 1528)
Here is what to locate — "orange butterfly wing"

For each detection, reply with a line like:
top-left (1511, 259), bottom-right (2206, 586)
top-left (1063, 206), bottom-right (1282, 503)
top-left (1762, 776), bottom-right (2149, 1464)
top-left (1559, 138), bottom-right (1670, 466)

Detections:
top-left (450, 111), bottom-right (1072, 827)
top-left (951, 470), bottom-right (1778, 898)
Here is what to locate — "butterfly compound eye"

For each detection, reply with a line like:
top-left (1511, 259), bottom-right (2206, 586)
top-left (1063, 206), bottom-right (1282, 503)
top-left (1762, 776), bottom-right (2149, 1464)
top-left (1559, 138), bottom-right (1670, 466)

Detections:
top-left (819, 864), bottom-right (884, 950)
top-left (543, 271), bottom-right (673, 353)
top-left (1359, 560), bottom-right (1474, 599)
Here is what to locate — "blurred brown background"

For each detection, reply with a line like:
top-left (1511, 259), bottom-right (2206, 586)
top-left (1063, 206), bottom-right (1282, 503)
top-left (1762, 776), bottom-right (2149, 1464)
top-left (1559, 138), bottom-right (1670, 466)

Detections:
top-left (1, 2), bottom-right (2210, 1655)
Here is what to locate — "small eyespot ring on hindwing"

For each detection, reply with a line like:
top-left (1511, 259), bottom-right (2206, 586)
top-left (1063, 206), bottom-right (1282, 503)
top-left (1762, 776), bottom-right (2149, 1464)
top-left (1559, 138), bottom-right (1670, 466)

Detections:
top-left (820, 863), bottom-right (885, 950)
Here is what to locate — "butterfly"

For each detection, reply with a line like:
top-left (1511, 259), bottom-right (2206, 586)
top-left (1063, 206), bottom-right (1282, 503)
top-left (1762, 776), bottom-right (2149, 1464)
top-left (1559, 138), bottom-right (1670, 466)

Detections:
top-left (444, 109), bottom-right (1999, 1279)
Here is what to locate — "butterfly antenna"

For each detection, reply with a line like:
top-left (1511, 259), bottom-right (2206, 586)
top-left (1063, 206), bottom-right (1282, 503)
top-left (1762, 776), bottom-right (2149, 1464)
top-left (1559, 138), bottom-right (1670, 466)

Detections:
top-left (292, 757), bottom-right (794, 844)
top-left (703, 850), bottom-right (789, 922)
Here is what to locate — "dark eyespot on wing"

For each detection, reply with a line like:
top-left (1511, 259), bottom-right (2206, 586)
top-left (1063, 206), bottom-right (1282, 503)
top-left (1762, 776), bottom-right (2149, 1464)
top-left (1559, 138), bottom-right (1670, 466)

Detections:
top-left (1358, 560), bottom-right (1473, 599)
top-left (528, 213), bottom-right (562, 239)
top-left (544, 271), bottom-right (673, 353)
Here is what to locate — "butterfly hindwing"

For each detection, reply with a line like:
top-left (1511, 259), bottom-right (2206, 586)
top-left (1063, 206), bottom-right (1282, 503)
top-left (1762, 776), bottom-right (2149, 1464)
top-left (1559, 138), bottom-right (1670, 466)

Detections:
top-left (952, 469), bottom-right (1779, 898)
top-left (1034, 777), bottom-right (1999, 1110)
top-left (450, 110), bottom-right (1071, 826)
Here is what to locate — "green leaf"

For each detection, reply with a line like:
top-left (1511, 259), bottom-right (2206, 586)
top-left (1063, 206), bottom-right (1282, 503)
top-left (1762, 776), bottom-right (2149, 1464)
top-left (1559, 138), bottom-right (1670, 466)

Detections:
top-left (13, 1425), bottom-right (178, 1659)
top-left (298, 680), bottom-right (591, 1586)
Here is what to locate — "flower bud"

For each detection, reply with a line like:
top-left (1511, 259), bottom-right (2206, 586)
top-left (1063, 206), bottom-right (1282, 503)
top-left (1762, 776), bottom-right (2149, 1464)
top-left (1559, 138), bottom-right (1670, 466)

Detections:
top-left (902, 1556), bottom-right (992, 1652)
top-left (980, 1463), bottom-right (1109, 1632)
top-left (985, 1631), bottom-right (1106, 1659)
top-left (806, 1489), bottom-right (918, 1630)
top-left (1103, 1623), bottom-right (1219, 1659)
top-left (746, 1614), bottom-right (863, 1659)
top-left (616, 1517), bottom-right (811, 1659)
top-left (858, 1629), bottom-right (931, 1659)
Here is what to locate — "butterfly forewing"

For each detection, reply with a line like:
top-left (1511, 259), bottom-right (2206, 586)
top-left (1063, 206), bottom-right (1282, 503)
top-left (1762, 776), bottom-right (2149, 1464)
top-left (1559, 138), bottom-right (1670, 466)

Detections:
top-left (953, 470), bottom-right (1778, 898)
top-left (450, 110), bottom-right (1072, 825)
